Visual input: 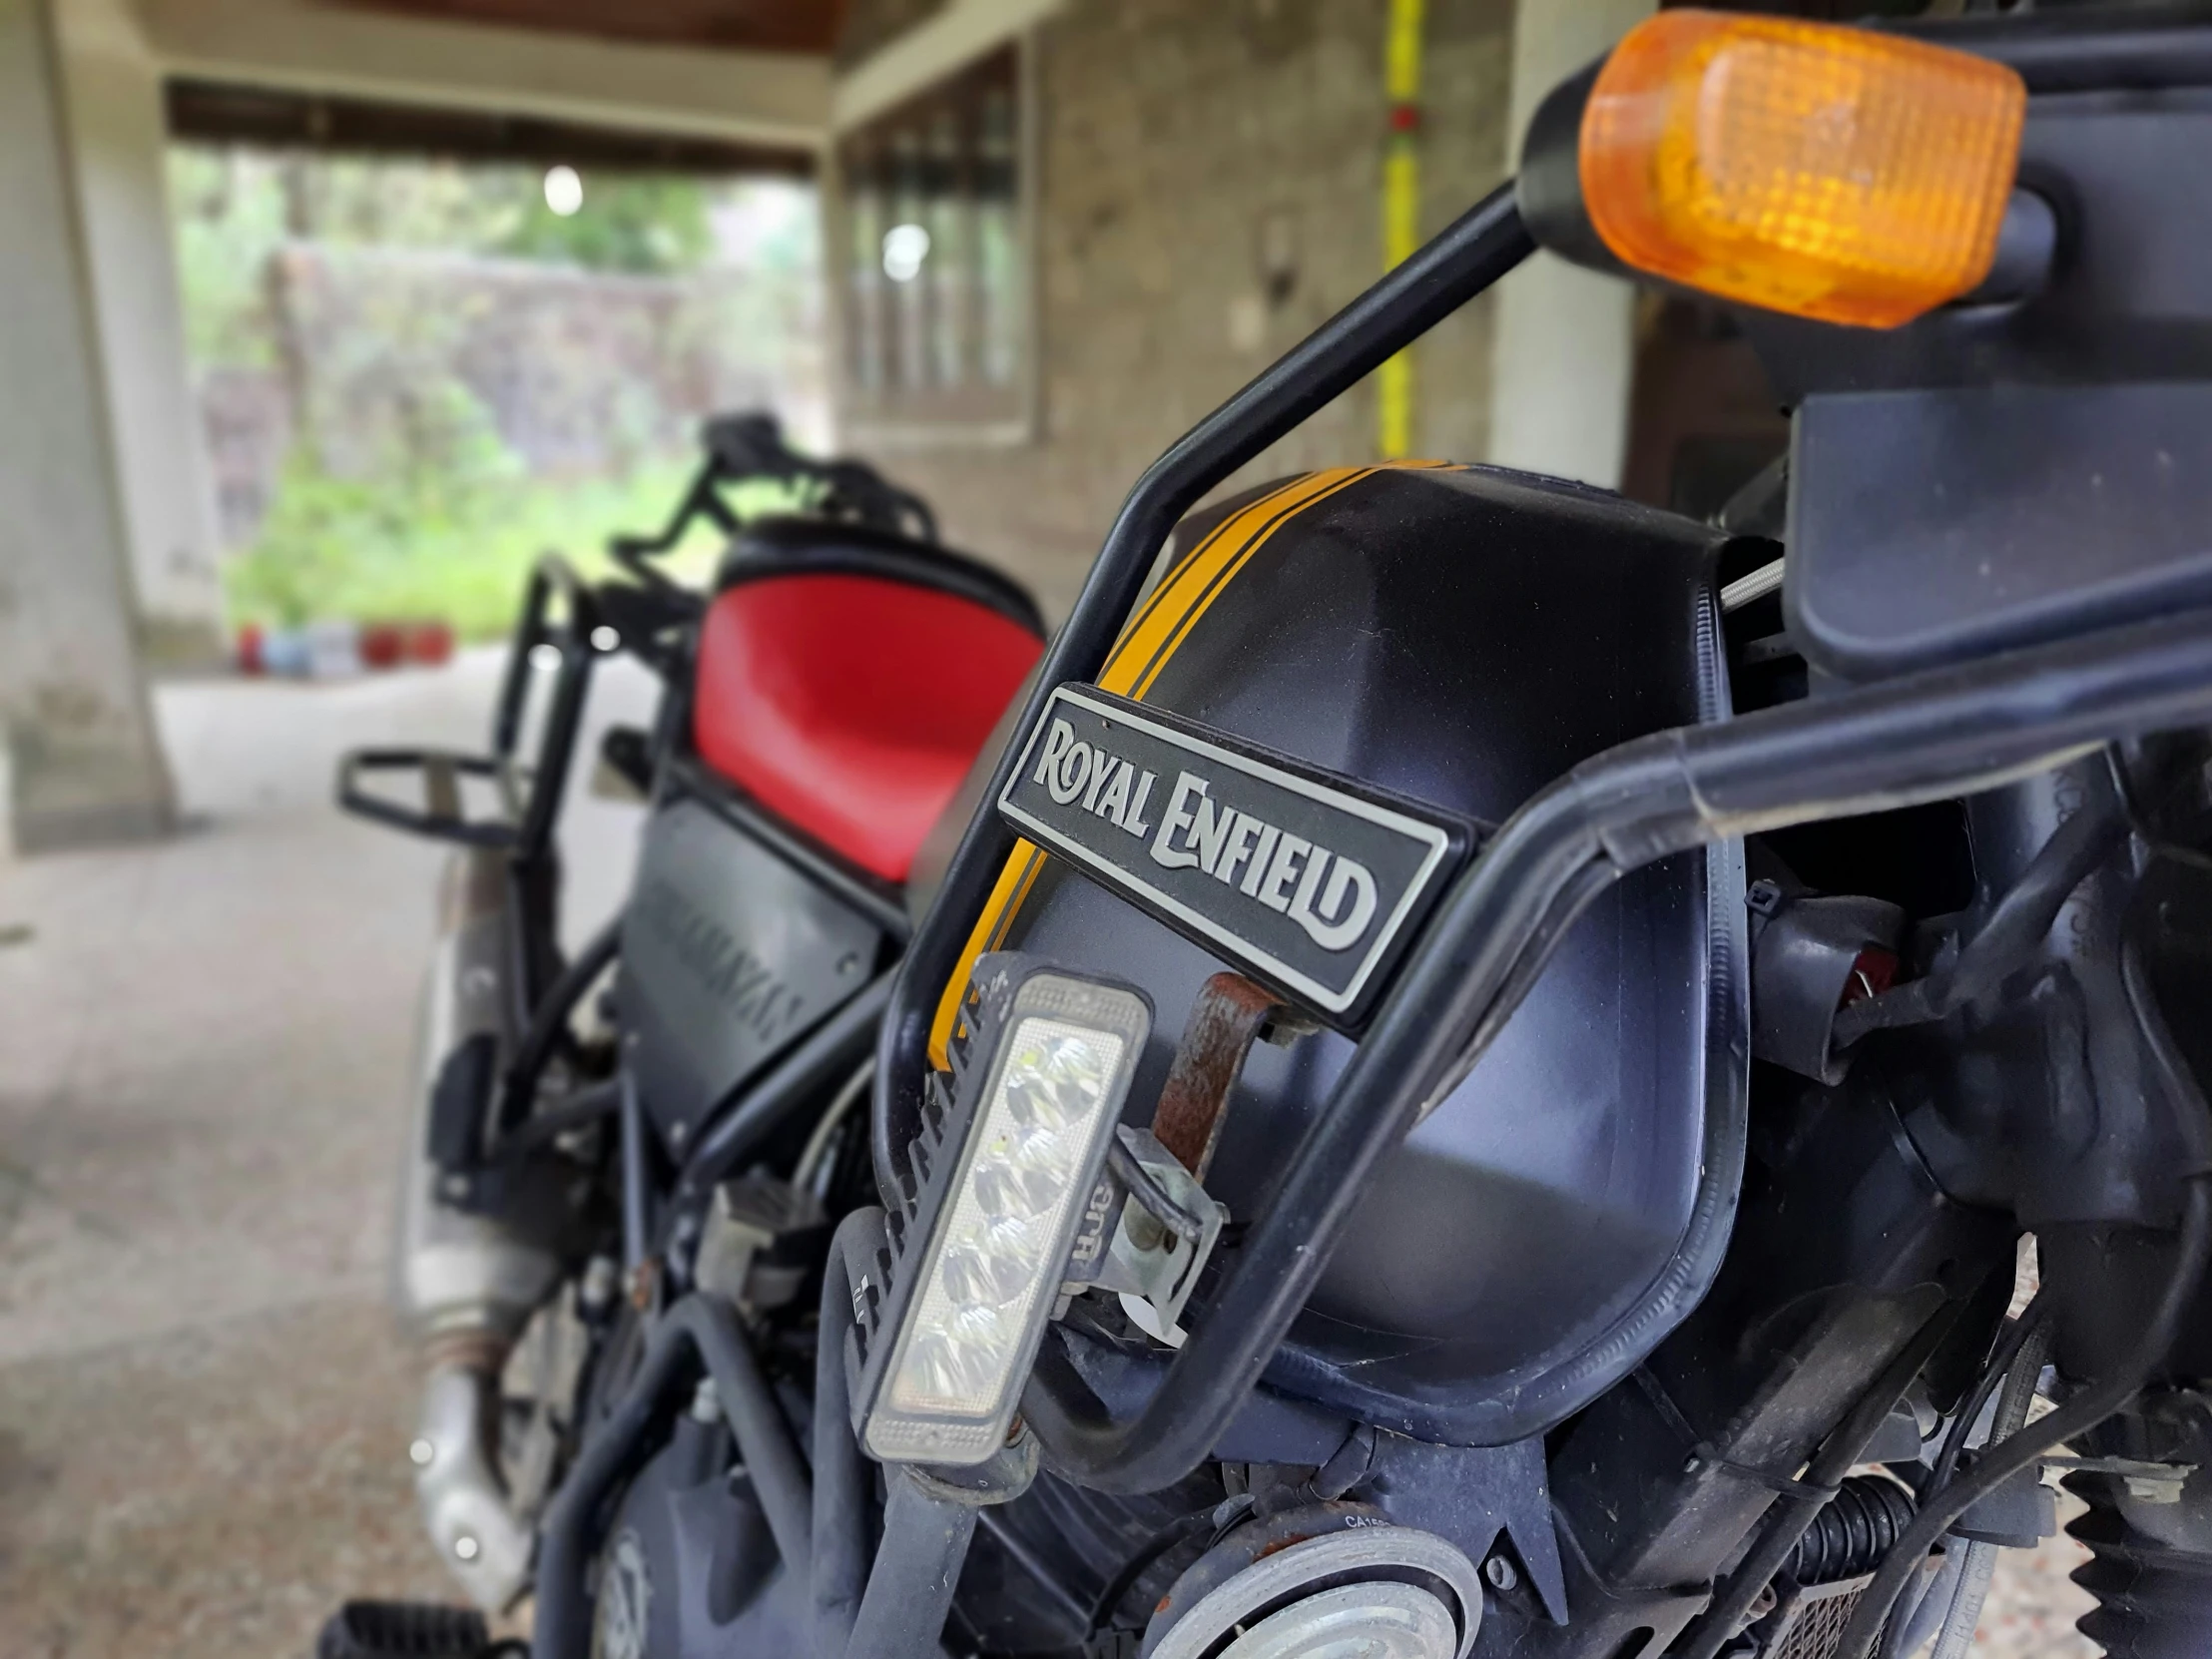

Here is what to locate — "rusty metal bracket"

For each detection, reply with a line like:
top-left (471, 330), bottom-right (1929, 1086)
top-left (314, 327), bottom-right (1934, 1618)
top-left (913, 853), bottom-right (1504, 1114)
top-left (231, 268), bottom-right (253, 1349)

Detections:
top-left (1057, 972), bottom-right (1306, 1346)
top-left (1152, 972), bottom-right (1296, 1177)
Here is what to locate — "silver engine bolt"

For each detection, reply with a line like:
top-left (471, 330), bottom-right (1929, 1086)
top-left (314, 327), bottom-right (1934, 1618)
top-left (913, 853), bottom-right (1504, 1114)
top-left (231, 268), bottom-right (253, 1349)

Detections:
top-left (1483, 1554), bottom-right (1518, 1593)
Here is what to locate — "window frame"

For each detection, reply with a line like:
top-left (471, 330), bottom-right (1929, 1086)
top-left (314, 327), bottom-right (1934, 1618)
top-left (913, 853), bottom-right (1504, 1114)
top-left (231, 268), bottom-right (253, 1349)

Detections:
top-left (828, 33), bottom-right (1040, 450)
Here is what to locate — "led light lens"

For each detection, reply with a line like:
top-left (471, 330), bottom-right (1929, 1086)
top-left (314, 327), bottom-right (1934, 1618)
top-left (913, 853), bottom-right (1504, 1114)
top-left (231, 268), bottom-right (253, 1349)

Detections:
top-left (866, 969), bottom-right (1150, 1465)
top-left (1579, 10), bottom-right (2026, 327)
top-left (888, 1020), bottom-right (1121, 1418)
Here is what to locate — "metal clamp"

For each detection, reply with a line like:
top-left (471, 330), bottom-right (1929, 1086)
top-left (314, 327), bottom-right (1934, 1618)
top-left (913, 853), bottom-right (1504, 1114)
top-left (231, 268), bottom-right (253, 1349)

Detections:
top-left (1095, 1127), bottom-right (1231, 1348)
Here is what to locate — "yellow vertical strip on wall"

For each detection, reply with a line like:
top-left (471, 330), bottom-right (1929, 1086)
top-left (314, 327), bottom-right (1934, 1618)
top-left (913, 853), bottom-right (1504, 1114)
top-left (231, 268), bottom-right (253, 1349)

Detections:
top-left (1379, 0), bottom-right (1426, 460)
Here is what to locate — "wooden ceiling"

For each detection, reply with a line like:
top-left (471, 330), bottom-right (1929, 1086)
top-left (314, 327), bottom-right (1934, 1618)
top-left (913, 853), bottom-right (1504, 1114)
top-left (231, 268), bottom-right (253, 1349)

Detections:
top-left (326, 0), bottom-right (851, 53)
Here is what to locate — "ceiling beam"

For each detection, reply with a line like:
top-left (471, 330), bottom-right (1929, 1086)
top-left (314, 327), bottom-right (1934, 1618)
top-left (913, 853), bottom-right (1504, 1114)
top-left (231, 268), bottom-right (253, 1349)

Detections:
top-left (165, 77), bottom-right (816, 173)
top-left (132, 0), bottom-right (832, 148)
top-left (831, 0), bottom-right (1061, 131)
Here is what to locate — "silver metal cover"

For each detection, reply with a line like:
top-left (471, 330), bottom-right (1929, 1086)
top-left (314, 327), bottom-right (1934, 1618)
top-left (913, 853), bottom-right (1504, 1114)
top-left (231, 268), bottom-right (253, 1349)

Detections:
top-left (998, 685), bottom-right (1468, 1021)
top-left (1142, 1527), bottom-right (1483, 1659)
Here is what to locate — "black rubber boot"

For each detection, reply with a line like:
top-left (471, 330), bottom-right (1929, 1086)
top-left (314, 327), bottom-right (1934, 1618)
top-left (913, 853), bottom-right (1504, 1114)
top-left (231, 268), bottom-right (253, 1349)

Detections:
top-left (314, 1600), bottom-right (492, 1659)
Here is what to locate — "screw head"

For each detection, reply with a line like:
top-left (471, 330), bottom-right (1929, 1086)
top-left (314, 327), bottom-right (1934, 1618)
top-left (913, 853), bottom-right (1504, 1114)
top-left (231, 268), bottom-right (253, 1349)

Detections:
top-left (408, 1437), bottom-right (436, 1468)
top-left (1484, 1554), bottom-right (1518, 1593)
top-left (454, 1535), bottom-right (481, 1562)
top-left (690, 1378), bottom-right (723, 1423)
top-left (580, 1255), bottom-right (619, 1309)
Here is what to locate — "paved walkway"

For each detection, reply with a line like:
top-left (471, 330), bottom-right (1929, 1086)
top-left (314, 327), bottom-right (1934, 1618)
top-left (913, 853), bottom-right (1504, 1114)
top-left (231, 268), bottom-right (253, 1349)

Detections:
top-left (0, 653), bottom-right (2098, 1657)
top-left (0, 652), bottom-right (648, 1659)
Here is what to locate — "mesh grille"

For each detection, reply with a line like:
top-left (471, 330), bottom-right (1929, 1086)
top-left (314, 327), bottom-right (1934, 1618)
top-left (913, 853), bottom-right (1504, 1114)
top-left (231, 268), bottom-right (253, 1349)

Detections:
top-left (1772, 1584), bottom-right (1866, 1659)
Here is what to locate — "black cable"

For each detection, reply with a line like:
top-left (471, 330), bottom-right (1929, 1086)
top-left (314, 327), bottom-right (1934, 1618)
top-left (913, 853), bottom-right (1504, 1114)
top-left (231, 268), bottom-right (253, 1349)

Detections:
top-left (484, 1074), bottom-right (621, 1164)
top-left (1930, 1291), bottom-right (2051, 1502)
top-left (1837, 1187), bottom-right (2211, 1659)
top-left (497, 914), bottom-right (622, 1131)
top-left (1669, 1310), bottom-right (1959, 1659)
top-left (1872, 1291), bottom-right (2050, 1659)
top-left (1834, 789), bottom-right (2127, 1048)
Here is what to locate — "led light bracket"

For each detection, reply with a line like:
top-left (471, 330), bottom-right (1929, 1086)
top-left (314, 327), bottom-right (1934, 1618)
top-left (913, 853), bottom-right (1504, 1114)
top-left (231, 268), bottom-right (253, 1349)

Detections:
top-left (1058, 1125), bottom-right (1230, 1350)
top-left (851, 952), bottom-right (1152, 1465)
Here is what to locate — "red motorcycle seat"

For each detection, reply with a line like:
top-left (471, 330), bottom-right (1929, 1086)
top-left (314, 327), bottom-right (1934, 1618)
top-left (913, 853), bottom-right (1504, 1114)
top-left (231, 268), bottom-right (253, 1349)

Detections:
top-left (692, 572), bottom-right (1042, 884)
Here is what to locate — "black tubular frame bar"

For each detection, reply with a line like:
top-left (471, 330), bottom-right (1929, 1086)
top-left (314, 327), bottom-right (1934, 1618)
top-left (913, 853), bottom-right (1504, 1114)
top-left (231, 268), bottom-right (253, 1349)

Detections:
top-left (873, 180), bottom-right (1537, 1151)
top-left (1017, 602), bottom-right (2212, 1490)
top-left (491, 553), bottom-right (602, 847)
top-left (496, 555), bottom-right (604, 1024)
top-left (873, 180), bottom-right (2212, 1495)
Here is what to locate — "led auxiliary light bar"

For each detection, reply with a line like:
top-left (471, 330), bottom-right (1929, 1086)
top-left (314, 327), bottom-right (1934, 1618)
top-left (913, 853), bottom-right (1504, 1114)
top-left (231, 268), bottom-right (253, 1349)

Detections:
top-left (861, 955), bottom-right (1151, 1465)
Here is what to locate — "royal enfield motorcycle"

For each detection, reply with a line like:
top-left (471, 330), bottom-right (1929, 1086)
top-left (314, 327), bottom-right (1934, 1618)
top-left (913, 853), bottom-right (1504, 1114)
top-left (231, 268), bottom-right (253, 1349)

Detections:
top-left (330, 9), bottom-right (2212, 1659)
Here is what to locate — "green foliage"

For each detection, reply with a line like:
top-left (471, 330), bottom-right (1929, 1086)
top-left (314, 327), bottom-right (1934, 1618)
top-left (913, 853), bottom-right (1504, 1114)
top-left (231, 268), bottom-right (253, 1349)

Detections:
top-left (289, 156), bottom-right (535, 252)
top-left (222, 456), bottom-right (808, 637)
top-left (168, 143), bottom-right (825, 637)
top-left (166, 149), bottom-right (738, 368)
top-left (169, 150), bottom-right (288, 368)
top-left (498, 175), bottom-right (718, 275)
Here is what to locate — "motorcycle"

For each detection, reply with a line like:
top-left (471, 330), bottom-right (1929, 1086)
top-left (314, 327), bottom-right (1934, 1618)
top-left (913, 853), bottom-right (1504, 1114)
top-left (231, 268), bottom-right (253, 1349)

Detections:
top-left (327, 10), bottom-right (2212, 1659)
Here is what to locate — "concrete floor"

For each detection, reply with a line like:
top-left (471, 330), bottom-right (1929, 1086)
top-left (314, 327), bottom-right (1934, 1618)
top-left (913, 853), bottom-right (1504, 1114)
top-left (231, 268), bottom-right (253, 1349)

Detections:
top-left (0, 653), bottom-right (2098, 1658)
top-left (0, 651), bottom-right (648, 1659)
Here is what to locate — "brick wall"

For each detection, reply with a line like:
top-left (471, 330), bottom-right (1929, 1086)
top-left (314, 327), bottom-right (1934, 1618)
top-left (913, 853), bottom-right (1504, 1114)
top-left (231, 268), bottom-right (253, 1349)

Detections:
top-left (840, 0), bottom-right (1515, 618)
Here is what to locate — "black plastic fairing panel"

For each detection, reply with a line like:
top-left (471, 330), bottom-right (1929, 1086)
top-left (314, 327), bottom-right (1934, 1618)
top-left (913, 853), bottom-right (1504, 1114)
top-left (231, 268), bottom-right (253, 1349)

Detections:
top-left (1741, 42), bottom-right (2212, 679)
top-left (1789, 381), bottom-right (2212, 681)
top-left (620, 796), bottom-right (882, 1150)
top-left (991, 464), bottom-right (1748, 1443)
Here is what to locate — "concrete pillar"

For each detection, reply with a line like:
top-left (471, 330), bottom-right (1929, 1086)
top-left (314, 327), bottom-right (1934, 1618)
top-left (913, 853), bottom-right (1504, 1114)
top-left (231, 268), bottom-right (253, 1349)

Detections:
top-left (1483, 0), bottom-right (1651, 489)
top-left (0, 0), bottom-right (177, 851)
top-left (57, 0), bottom-right (231, 669)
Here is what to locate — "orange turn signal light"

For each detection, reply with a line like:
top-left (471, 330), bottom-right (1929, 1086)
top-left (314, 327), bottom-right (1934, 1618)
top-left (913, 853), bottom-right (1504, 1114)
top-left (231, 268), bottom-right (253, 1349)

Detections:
top-left (1579, 11), bottom-right (2027, 327)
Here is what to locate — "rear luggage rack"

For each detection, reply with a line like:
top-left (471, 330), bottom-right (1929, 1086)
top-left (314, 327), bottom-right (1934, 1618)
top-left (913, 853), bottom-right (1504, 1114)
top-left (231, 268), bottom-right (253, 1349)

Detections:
top-left (337, 555), bottom-right (602, 867)
top-left (338, 749), bottom-right (516, 848)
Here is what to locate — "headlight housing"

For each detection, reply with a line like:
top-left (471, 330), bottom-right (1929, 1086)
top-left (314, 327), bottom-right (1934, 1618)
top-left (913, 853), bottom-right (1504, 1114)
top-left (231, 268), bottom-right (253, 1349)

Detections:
top-left (857, 954), bottom-right (1152, 1465)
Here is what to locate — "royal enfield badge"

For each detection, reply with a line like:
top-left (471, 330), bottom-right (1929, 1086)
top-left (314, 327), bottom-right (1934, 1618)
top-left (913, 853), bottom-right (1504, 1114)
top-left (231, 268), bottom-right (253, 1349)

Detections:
top-left (998, 686), bottom-right (1474, 1022)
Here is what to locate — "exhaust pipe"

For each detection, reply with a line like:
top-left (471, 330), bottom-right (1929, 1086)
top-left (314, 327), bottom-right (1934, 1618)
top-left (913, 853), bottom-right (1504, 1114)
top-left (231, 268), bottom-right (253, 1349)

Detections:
top-left (392, 848), bottom-right (560, 1611)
